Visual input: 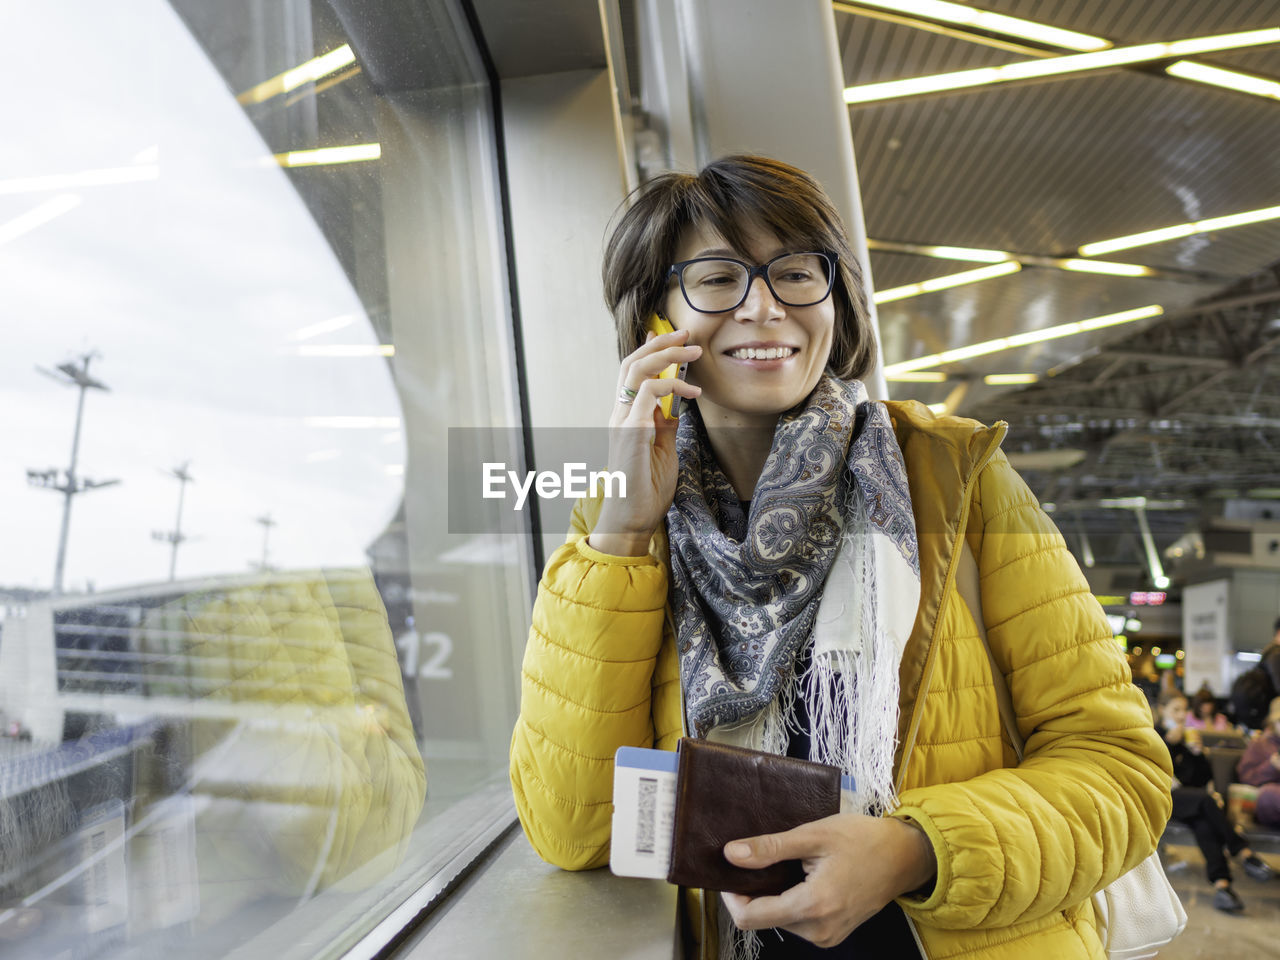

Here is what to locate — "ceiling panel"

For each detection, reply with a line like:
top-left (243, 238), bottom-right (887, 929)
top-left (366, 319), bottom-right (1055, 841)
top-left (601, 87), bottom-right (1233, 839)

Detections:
top-left (992, 0), bottom-right (1280, 41)
top-left (849, 70), bottom-right (1280, 256)
top-left (867, 250), bottom-right (980, 290)
top-left (829, 1), bottom-right (1280, 565)
top-left (877, 266), bottom-right (1219, 367)
top-left (839, 15), bottom-right (1021, 85)
top-left (837, 0), bottom-right (1280, 453)
top-left (1115, 221), bottom-right (1280, 277)
top-left (1208, 46), bottom-right (1280, 73)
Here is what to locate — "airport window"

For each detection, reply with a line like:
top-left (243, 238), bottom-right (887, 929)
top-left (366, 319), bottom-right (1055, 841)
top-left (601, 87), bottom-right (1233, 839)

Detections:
top-left (0, 2), bottom-right (530, 957)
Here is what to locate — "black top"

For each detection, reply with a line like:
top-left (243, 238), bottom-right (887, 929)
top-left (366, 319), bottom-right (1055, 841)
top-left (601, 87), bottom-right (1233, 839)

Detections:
top-left (1155, 723), bottom-right (1213, 789)
top-left (755, 647), bottom-right (924, 959)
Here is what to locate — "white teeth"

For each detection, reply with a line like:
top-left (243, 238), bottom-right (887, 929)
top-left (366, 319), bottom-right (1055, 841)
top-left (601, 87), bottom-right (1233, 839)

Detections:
top-left (730, 346), bottom-right (793, 360)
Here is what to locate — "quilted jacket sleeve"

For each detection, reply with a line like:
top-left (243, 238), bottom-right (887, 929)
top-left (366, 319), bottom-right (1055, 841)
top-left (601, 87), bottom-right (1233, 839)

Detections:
top-left (509, 498), bottom-right (668, 869)
top-left (894, 451), bottom-right (1173, 929)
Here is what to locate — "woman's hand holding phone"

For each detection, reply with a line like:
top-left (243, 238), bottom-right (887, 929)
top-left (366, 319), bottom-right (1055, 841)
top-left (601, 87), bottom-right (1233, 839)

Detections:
top-left (589, 322), bottom-right (701, 557)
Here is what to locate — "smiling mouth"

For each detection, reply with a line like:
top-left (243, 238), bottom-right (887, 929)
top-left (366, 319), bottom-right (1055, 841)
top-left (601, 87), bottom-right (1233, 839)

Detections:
top-left (725, 346), bottom-right (799, 360)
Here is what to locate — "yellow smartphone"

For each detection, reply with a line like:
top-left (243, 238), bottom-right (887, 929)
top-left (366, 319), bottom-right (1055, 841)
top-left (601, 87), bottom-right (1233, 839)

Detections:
top-left (644, 314), bottom-right (689, 420)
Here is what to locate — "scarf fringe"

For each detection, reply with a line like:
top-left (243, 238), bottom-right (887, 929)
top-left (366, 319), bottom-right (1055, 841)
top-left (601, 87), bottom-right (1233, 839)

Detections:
top-left (798, 512), bottom-right (902, 815)
top-left (720, 898), bottom-right (764, 960)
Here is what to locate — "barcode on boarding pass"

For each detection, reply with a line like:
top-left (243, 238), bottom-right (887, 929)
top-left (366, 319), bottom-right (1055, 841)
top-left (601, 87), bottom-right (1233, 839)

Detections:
top-left (611, 747), bottom-right (677, 879)
top-left (636, 777), bottom-right (657, 854)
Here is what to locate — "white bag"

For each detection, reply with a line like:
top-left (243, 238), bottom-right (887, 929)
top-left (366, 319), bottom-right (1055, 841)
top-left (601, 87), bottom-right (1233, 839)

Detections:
top-left (955, 541), bottom-right (1187, 959)
top-left (1091, 850), bottom-right (1187, 960)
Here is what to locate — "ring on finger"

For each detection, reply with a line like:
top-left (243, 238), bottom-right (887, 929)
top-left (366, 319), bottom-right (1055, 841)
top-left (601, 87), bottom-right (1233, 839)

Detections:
top-left (616, 389), bottom-right (636, 405)
top-left (620, 384), bottom-right (638, 399)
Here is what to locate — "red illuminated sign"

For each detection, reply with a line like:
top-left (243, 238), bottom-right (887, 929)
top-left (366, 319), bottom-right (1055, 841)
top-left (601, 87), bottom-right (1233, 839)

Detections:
top-left (1128, 591), bottom-right (1167, 606)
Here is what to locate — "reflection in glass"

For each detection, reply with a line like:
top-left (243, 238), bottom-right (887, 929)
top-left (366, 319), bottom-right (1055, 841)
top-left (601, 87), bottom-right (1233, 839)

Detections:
top-left (1, 0), bottom-right (528, 956)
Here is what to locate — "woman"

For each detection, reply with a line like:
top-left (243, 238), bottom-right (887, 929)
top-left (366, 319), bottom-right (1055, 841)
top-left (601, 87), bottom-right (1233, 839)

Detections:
top-left (510, 155), bottom-right (1172, 959)
top-left (1237, 696), bottom-right (1280, 828)
top-left (1186, 687), bottom-right (1231, 730)
top-left (1155, 689), bottom-right (1274, 911)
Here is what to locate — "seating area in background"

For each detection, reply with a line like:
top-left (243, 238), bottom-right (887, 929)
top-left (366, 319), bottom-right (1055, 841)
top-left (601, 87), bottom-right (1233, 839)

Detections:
top-left (1162, 730), bottom-right (1280, 855)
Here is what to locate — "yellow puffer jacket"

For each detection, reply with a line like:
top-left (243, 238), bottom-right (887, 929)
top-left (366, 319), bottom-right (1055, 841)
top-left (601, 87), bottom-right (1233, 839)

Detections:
top-left (510, 400), bottom-right (1172, 960)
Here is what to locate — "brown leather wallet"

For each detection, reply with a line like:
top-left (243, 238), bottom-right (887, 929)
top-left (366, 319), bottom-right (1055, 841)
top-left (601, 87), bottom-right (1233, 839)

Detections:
top-left (666, 737), bottom-right (841, 896)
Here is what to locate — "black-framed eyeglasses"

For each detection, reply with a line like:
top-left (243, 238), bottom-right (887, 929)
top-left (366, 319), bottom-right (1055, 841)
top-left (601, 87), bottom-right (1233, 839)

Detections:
top-left (666, 251), bottom-right (837, 314)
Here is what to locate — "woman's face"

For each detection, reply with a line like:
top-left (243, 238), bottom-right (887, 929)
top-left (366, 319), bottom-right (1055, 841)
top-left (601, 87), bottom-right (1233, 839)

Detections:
top-left (1161, 696), bottom-right (1188, 727)
top-left (662, 221), bottom-right (836, 429)
top-left (1196, 699), bottom-right (1215, 721)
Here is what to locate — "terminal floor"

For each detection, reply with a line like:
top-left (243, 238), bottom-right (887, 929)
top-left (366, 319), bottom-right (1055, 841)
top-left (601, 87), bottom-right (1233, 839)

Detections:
top-left (1158, 844), bottom-right (1280, 957)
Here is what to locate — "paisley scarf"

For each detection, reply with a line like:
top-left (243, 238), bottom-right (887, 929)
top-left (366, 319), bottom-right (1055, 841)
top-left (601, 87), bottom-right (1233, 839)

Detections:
top-left (667, 376), bottom-right (920, 821)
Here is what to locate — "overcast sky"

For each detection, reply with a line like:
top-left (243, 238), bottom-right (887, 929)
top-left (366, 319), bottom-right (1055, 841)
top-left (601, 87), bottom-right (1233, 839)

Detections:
top-left (0, 2), bottom-right (404, 594)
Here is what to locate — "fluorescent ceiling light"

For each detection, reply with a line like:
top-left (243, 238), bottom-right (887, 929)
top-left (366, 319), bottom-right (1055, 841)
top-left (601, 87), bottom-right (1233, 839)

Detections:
top-left (848, 1), bottom-right (1110, 51)
top-left (1059, 258), bottom-right (1153, 277)
top-left (869, 240), bottom-right (1164, 277)
top-left (1079, 203), bottom-right (1280, 255)
top-left (0, 194), bottom-right (81, 244)
top-left (292, 313), bottom-right (358, 341)
top-left (296, 344), bottom-right (394, 357)
top-left (1075, 305), bottom-right (1164, 332)
top-left (983, 373), bottom-right (1039, 384)
top-left (1101, 496), bottom-right (1148, 509)
top-left (907, 244), bottom-right (1011, 262)
top-left (844, 28), bottom-right (1280, 104)
top-left (865, 241), bottom-right (1013, 264)
top-left (238, 45), bottom-right (357, 106)
top-left (303, 416), bottom-right (401, 429)
top-left (0, 164), bottom-right (158, 195)
top-left (873, 261), bottom-right (1021, 303)
top-left (884, 304), bottom-right (1164, 374)
top-left (275, 143), bottom-right (381, 167)
top-left (884, 371), bottom-right (948, 382)
top-left (1167, 59), bottom-right (1280, 99)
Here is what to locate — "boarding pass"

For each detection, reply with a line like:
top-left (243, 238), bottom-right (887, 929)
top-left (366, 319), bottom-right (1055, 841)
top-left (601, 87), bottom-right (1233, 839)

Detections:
top-left (609, 746), bottom-right (857, 879)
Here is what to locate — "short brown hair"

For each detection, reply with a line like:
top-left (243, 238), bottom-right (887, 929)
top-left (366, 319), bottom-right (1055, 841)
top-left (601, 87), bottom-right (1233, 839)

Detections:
top-left (601, 155), bottom-right (875, 381)
top-left (1157, 689), bottom-right (1188, 709)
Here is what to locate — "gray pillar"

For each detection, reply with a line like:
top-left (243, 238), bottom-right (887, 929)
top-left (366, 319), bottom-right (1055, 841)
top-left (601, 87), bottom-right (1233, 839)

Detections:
top-left (636, 0), bottom-right (886, 398)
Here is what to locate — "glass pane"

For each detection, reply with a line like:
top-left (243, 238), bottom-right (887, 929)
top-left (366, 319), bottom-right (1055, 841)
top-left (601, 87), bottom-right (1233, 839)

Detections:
top-left (0, 2), bottom-right (529, 958)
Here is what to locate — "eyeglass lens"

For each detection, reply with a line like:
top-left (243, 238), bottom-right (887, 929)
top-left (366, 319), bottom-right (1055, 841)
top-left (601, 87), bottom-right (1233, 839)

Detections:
top-left (678, 253), bottom-right (831, 312)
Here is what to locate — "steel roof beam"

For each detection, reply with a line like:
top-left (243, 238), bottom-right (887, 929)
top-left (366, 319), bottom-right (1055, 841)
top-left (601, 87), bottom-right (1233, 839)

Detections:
top-left (1098, 350), bottom-right (1233, 368)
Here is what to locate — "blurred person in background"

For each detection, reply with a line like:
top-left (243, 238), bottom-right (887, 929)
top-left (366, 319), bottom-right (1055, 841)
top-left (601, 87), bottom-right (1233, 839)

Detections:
top-left (1237, 697), bottom-right (1280, 829)
top-left (1187, 688), bottom-right (1232, 731)
top-left (1133, 657), bottom-right (1160, 707)
top-left (1228, 617), bottom-right (1280, 729)
top-left (1156, 690), bottom-right (1274, 912)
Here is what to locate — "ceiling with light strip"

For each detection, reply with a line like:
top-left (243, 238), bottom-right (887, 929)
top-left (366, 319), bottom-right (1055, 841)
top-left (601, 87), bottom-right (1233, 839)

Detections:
top-left (832, 0), bottom-right (1280, 575)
